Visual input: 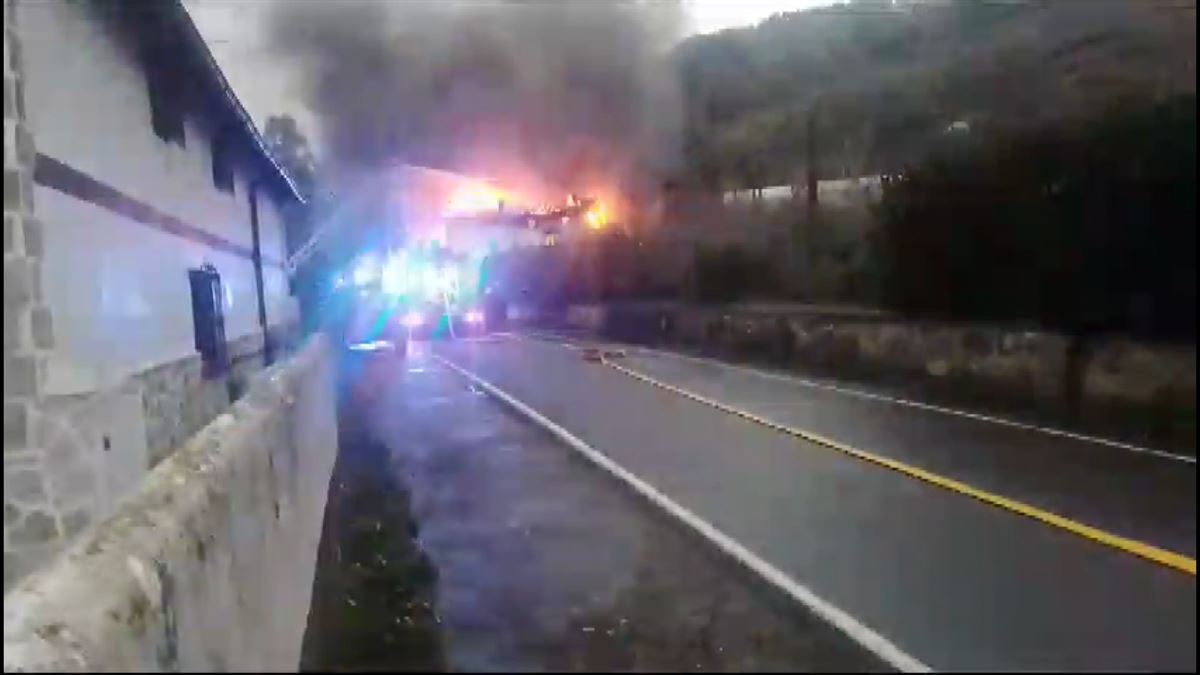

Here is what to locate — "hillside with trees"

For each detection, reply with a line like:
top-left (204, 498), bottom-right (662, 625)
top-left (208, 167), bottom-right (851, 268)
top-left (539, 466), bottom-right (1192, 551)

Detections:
top-left (654, 0), bottom-right (1198, 342)
top-left (674, 0), bottom-right (1196, 191)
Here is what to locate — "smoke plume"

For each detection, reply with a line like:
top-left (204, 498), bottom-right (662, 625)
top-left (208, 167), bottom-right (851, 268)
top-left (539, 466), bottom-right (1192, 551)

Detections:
top-left (266, 0), bottom-right (684, 211)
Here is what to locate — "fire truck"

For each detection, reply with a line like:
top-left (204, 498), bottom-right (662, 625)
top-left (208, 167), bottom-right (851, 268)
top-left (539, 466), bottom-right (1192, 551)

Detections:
top-left (326, 245), bottom-right (494, 352)
top-left (285, 171), bottom-right (607, 352)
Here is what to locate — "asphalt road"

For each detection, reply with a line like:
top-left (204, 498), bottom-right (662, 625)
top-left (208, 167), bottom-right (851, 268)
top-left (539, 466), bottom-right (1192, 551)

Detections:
top-left (436, 334), bottom-right (1196, 671)
top-left (310, 345), bottom-right (886, 671)
top-left (610, 343), bottom-right (1196, 557)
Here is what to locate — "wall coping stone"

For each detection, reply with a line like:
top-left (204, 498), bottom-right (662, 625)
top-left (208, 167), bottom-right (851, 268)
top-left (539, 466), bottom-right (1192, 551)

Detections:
top-left (3, 335), bottom-right (330, 671)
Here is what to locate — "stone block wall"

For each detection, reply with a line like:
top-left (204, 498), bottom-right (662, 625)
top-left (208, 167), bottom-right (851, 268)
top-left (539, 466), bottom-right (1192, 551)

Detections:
top-left (4, 324), bottom-right (296, 590)
top-left (4, 336), bottom-right (337, 671)
top-left (138, 327), bottom-right (298, 469)
top-left (565, 304), bottom-right (606, 332)
top-left (5, 385), bottom-right (148, 587)
top-left (138, 353), bottom-right (228, 469)
top-left (4, 0), bottom-right (61, 592)
top-left (227, 331), bottom-right (267, 401)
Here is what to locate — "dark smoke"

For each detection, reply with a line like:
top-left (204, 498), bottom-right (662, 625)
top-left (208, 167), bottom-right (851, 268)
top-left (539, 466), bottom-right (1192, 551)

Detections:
top-left (266, 0), bottom-right (684, 208)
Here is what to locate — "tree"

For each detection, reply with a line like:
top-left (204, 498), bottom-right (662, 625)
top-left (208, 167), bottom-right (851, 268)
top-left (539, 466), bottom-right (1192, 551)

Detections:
top-left (875, 93), bottom-right (1196, 342)
top-left (673, 0), bottom-right (1194, 184)
top-left (264, 115), bottom-right (317, 201)
top-left (263, 115), bottom-right (326, 333)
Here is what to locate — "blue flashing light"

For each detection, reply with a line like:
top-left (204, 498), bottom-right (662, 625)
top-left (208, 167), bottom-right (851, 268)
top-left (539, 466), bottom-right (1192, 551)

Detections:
top-left (352, 254), bottom-right (379, 287)
top-left (381, 254), bottom-right (407, 296)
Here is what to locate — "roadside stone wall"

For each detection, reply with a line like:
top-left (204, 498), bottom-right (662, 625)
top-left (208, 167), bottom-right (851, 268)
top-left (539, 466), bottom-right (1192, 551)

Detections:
top-left (141, 327), bottom-right (298, 469)
top-left (565, 305), bottom-right (607, 332)
top-left (4, 324), bottom-right (298, 591)
top-left (4, 335), bottom-right (338, 672)
top-left (567, 302), bottom-right (1196, 449)
top-left (138, 353), bottom-right (228, 469)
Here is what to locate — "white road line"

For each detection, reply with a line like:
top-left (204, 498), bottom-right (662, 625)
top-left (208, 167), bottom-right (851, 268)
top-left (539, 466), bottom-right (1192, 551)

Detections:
top-left (433, 352), bottom-right (932, 673)
top-left (646, 348), bottom-right (1195, 464)
top-left (524, 331), bottom-right (1193, 465)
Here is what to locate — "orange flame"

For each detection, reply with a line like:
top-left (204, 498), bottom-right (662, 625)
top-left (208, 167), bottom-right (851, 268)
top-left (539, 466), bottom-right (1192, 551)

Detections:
top-left (585, 201), bottom-right (608, 230)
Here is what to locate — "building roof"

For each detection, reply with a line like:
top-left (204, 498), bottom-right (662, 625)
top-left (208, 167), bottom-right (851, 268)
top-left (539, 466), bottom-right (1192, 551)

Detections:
top-left (175, 3), bottom-right (305, 204)
top-left (109, 0), bottom-right (305, 204)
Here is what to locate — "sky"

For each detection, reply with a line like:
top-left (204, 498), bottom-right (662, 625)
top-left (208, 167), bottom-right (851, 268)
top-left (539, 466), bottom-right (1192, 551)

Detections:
top-left (686, 0), bottom-right (835, 35)
top-left (185, 0), bottom-right (836, 155)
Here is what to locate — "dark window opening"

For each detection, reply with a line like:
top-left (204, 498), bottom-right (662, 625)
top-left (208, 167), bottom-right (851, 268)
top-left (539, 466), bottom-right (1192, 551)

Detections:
top-left (211, 132), bottom-right (235, 194)
top-left (143, 61), bottom-right (185, 147)
top-left (188, 265), bottom-right (228, 378)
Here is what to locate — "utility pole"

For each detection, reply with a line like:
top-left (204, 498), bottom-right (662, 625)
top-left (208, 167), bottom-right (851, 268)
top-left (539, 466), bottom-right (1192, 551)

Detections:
top-left (806, 104), bottom-right (819, 214)
top-left (792, 101), bottom-right (819, 299)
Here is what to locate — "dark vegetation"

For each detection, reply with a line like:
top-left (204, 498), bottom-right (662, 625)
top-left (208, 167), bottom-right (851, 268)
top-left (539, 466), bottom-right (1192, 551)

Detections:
top-left (692, 245), bottom-right (776, 303)
top-left (674, 0), bottom-right (1194, 190)
top-left (877, 94), bottom-right (1195, 342)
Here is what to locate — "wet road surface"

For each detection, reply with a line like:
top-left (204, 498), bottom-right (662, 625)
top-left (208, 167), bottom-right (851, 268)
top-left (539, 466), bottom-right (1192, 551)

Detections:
top-left (606, 341), bottom-right (1196, 557)
top-left (303, 346), bottom-right (886, 672)
top-left (435, 334), bottom-right (1196, 671)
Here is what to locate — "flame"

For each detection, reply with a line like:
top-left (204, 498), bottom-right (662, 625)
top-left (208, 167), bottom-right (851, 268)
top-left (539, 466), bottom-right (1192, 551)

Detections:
top-left (584, 201), bottom-right (608, 230)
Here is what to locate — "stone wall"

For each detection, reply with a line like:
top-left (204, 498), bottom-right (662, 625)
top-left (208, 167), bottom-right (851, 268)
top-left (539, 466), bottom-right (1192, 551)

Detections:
top-left (138, 352), bottom-right (229, 469)
top-left (141, 329), bottom-right (301, 464)
top-left (4, 324), bottom-right (297, 590)
top-left (565, 302), bottom-right (1196, 450)
top-left (5, 387), bottom-right (147, 588)
top-left (4, 335), bottom-right (338, 671)
top-left (141, 326), bottom-right (301, 468)
top-left (4, 0), bottom-right (60, 595)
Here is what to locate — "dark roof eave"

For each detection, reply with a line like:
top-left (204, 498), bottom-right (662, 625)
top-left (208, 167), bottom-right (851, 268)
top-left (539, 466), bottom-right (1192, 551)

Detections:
top-left (171, 1), bottom-right (306, 205)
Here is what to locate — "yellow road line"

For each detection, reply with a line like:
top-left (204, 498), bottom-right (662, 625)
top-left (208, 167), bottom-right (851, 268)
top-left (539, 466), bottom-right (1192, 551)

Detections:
top-left (602, 358), bottom-right (1197, 576)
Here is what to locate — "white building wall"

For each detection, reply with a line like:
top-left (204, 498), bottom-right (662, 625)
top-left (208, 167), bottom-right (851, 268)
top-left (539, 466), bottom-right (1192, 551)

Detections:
top-left (721, 176), bottom-right (884, 208)
top-left (444, 219), bottom-right (544, 260)
top-left (32, 188), bottom-right (261, 391)
top-left (19, 0), bottom-right (295, 393)
top-left (256, 189), bottom-right (297, 328)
